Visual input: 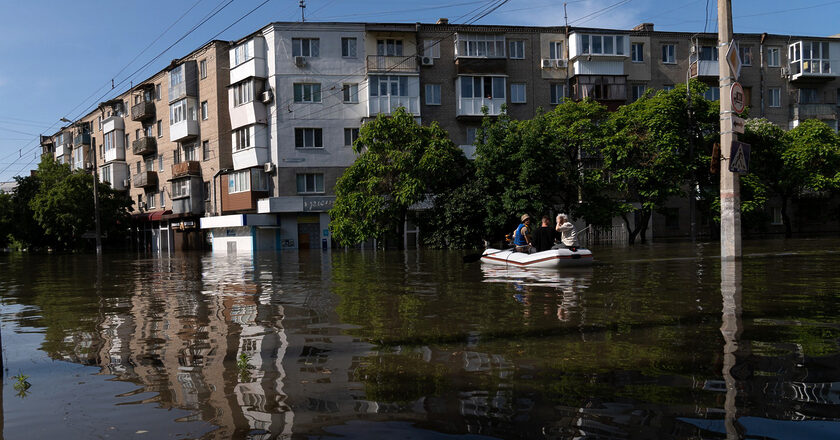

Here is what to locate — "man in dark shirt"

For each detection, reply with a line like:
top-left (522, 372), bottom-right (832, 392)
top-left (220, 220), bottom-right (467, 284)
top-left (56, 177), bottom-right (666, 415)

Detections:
top-left (532, 216), bottom-right (557, 252)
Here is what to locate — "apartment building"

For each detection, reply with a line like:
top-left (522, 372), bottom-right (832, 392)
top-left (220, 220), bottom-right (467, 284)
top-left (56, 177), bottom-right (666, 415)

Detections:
top-left (40, 20), bottom-right (839, 251)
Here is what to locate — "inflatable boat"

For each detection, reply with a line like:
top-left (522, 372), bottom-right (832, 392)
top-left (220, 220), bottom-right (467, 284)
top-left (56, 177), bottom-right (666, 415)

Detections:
top-left (480, 246), bottom-right (594, 268)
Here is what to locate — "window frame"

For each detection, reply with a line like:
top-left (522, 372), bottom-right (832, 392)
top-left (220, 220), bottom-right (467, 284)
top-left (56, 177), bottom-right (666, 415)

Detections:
top-left (341, 37), bottom-right (357, 58)
top-left (344, 128), bottom-right (360, 146)
top-left (549, 83), bottom-right (565, 105)
top-left (423, 39), bottom-right (441, 58)
top-left (767, 47), bottom-right (780, 67)
top-left (199, 59), bottom-right (207, 79)
top-left (631, 42), bottom-right (644, 62)
top-left (342, 83), bottom-right (359, 103)
top-left (233, 126), bottom-right (252, 152)
top-left (509, 40), bottom-right (525, 59)
top-left (296, 173), bottom-right (325, 194)
top-left (769, 87), bottom-right (781, 108)
top-left (662, 44), bottom-right (676, 64)
top-left (292, 38), bottom-right (320, 57)
top-left (510, 83), bottom-right (526, 103)
top-left (293, 83), bottom-right (322, 103)
top-left (425, 84), bottom-right (441, 105)
top-left (294, 128), bottom-right (324, 149)
top-left (200, 101), bottom-right (208, 120)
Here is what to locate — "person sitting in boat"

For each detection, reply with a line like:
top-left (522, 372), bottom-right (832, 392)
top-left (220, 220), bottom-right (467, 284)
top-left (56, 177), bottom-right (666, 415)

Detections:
top-left (533, 215), bottom-right (558, 252)
top-left (555, 213), bottom-right (579, 250)
top-left (513, 214), bottom-right (534, 253)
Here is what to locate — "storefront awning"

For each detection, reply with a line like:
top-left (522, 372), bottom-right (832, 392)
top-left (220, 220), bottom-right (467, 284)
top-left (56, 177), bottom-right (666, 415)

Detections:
top-left (131, 210), bottom-right (172, 222)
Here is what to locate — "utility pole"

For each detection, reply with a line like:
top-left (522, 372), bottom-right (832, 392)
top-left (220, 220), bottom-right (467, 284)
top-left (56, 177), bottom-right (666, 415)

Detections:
top-left (299, 0), bottom-right (306, 22)
top-left (718, 0), bottom-right (741, 260)
top-left (91, 137), bottom-right (103, 255)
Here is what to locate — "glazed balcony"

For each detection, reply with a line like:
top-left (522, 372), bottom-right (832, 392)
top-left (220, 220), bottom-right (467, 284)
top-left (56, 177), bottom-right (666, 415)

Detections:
top-left (792, 103), bottom-right (838, 120)
top-left (133, 171), bottom-right (159, 189)
top-left (74, 133), bottom-right (91, 145)
top-left (132, 136), bottom-right (157, 156)
top-left (131, 101), bottom-right (155, 122)
top-left (172, 160), bottom-right (201, 179)
top-left (366, 55), bottom-right (418, 73)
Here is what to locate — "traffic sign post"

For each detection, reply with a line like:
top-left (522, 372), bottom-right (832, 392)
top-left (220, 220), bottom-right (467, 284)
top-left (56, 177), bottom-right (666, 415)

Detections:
top-left (730, 82), bottom-right (745, 113)
top-left (726, 39), bottom-right (741, 80)
top-left (729, 141), bottom-right (750, 173)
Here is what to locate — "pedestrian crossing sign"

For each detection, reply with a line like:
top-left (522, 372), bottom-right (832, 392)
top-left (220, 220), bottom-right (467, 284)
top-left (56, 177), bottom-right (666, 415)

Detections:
top-left (729, 141), bottom-right (750, 173)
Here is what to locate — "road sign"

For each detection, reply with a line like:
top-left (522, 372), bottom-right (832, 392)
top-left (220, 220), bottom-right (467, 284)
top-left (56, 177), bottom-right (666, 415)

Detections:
top-left (731, 115), bottom-right (745, 134)
top-left (726, 39), bottom-right (741, 80)
top-left (729, 141), bottom-right (750, 173)
top-left (731, 82), bottom-right (746, 114)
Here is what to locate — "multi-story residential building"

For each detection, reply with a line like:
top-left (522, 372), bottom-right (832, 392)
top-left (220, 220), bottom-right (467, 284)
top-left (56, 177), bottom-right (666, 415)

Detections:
top-left (39, 20), bottom-right (839, 251)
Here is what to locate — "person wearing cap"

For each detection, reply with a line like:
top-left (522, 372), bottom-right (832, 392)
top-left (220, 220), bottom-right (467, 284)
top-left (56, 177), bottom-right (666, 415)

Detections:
top-left (513, 214), bottom-right (533, 253)
top-left (555, 213), bottom-right (579, 250)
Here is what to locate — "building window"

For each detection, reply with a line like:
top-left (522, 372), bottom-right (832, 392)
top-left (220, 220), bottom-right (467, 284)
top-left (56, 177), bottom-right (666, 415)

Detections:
top-left (788, 41), bottom-right (831, 75)
top-left (204, 182), bottom-right (211, 201)
top-left (293, 83), bottom-right (321, 103)
top-left (631, 84), bottom-right (646, 102)
top-left (550, 84), bottom-right (565, 104)
top-left (663, 84), bottom-right (675, 91)
top-left (173, 148), bottom-right (181, 164)
top-left (699, 45), bottom-right (718, 61)
top-left (296, 173), bottom-right (324, 194)
top-left (184, 143), bottom-right (197, 161)
top-left (101, 164), bottom-right (112, 184)
top-left (455, 33), bottom-right (505, 58)
top-left (159, 155), bottom-right (164, 172)
top-left (799, 88), bottom-right (818, 104)
top-left (344, 128), bottom-right (359, 146)
top-left (169, 98), bottom-right (195, 125)
top-left (769, 88), bottom-right (781, 107)
top-left (509, 40), bottom-right (525, 59)
top-left (136, 161), bottom-right (141, 174)
top-left (292, 38), bottom-right (319, 57)
top-left (771, 207), bottom-right (783, 225)
top-left (160, 191), bottom-right (165, 208)
top-left (202, 140), bottom-right (210, 161)
top-left (144, 125), bottom-right (153, 137)
top-left (228, 170), bottom-right (251, 194)
top-left (148, 191), bottom-right (156, 209)
top-left (549, 41), bottom-right (563, 60)
top-left (580, 34), bottom-right (625, 55)
top-left (294, 128), bottom-right (323, 149)
top-left (156, 120), bottom-right (162, 137)
top-left (145, 156), bottom-right (154, 172)
top-left (631, 42), bottom-right (644, 62)
top-left (341, 37), bottom-right (357, 58)
top-left (172, 179), bottom-right (189, 198)
top-left (739, 46), bottom-right (752, 66)
top-left (423, 39), bottom-right (440, 58)
top-left (510, 83), bottom-right (526, 103)
top-left (200, 101), bottom-right (208, 120)
top-left (662, 44), bottom-right (676, 63)
top-left (155, 84), bottom-right (161, 101)
top-left (460, 76), bottom-right (505, 99)
top-left (199, 59), bottom-right (207, 79)
top-left (137, 194), bottom-right (143, 209)
top-left (233, 41), bottom-right (253, 66)
top-left (703, 87), bottom-right (720, 101)
top-left (103, 131), bottom-right (116, 153)
top-left (376, 39), bottom-right (403, 56)
top-left (767, 47), bottom-right (780, 67)
top-left (466, 127), bottom-right (477, 145)
top-left (342, 83), bottom-right (358, 103)
top-left (233, 79), bottom-right (255, 106)
top-left (370, 75), bottom-right (411, 97)
top-left (233, 127), bottom-right (251, 151)
top-left (169, 64), bottom-right (184, 91)
top-left (425, 84), bottom-right (441, 105)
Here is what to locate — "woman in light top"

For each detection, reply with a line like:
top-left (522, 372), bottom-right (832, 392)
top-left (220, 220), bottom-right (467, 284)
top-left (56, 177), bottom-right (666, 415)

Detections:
top-left (555, 213), bottom-right (579, 248)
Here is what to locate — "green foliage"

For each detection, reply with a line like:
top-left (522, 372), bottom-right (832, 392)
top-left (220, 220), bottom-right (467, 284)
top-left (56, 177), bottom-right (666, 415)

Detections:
top-left (330, 107), bottom-right (468, 247)
top-left (0, 191), bottom-right (12, 248)
top-left (13, 372), bottom-right (31, 398)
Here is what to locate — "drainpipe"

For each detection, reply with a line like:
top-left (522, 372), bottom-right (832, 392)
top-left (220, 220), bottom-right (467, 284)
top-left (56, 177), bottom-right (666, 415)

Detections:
top-left (760, 33), bottom-right (767, 117)
top-left (213, 168), bottom-right (231, 215)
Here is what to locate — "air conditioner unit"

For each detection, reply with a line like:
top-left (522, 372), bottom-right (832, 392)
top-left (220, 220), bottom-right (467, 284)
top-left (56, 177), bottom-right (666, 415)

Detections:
top-left (294, 56), bottom-right (307, 67)
top-left (421, 56), bottom-right (434, 66)
top-left (780, 66), bottom-right (789, 78)
top-left (264, 162), bottom-right (276, 174)
top-left (261, 89), bottom-right (274, 104)
top-left (541, 58), bottom-right (554, 69)
top-left (556, 59), bottom-right (568, 68)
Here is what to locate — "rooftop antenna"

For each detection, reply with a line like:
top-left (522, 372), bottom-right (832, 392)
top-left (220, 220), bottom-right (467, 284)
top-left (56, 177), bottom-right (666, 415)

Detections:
top-left (299, 0), bottom-right (306, 22)
top-left (564, 3), bottom-right (568, 28)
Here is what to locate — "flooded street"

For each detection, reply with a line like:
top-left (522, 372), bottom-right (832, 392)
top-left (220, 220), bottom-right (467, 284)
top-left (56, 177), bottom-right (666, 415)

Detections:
top-left (1, 239), bottom-right (839, 439)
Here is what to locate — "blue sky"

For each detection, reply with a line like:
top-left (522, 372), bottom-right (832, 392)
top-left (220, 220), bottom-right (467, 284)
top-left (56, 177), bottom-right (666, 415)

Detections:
top-left (0, 0), bottom-right (837, 181)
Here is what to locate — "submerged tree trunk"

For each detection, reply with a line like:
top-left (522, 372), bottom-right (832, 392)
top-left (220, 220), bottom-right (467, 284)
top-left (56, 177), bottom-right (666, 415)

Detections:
top-left (781, 196), bottom-right (792, 238)
top-left (638, 209), bottom-right (651, 244)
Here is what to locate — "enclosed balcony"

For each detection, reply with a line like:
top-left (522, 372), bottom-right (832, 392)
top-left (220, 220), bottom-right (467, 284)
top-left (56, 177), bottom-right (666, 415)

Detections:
top-left (367, 75), bottom-right (421, 116)
top-left (172, 161), bottom-right (201, 179)
top-left (366, 55), bottom-right (418, 73)
top-left (132, 136), bottom-right (157, 156)
top-left (788, 40), bottom-right (837, 82)
top-left (133, 171), bottom-right (159, 189)
top-left (73, 133), bottom-right (91, 145)
top-left (455, 76), bottom-right (506, 117)
top-left (131, 101), bottom-right (155, 122)
top-left (792, 103), bottom-right (838, 120)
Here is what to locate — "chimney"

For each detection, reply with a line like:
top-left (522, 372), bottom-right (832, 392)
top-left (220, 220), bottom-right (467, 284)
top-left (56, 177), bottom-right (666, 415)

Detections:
top-left (437, 18), bottom-right (449, 25)
top-left (632, 23), bottom-right (654, 32)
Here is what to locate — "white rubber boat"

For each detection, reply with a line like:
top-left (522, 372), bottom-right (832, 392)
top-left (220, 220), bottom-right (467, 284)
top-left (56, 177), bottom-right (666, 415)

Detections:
top-left (480, 246), bottom-right (594, 268)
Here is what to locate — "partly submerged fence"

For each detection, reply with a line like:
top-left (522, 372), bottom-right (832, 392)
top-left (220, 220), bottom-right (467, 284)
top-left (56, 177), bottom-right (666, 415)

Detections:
top-left (582, 224), bottom-right (628, 246)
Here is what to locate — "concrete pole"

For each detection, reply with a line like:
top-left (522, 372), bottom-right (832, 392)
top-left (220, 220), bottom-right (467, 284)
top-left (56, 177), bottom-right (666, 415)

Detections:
top-left (91, 138), bottom-right (103, 255)
top-left (718, 0), bottom-right (741, 260)
top-left (720, 259), bottom-right (743, 439)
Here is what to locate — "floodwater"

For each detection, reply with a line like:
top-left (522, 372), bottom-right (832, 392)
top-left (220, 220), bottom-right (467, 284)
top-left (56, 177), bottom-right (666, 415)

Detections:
top-left (1, 239), bottom-right (839, 439)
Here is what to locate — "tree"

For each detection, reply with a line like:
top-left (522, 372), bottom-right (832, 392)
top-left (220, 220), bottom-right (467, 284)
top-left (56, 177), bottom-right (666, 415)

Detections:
top-left (598, 83), bottom-right (713, 244)
top-left (330, 107), bottom-right (468, 248)
top-left (0, 190), bottom-right (12, 248)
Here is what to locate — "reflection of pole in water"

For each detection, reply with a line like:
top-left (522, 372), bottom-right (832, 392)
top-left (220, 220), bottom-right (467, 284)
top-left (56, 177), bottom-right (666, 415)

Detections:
top-left (720, 260), bottom-right (743, 439)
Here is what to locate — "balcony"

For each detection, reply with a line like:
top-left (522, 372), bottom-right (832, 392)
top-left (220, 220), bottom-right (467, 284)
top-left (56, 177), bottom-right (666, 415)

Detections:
top-left (170, 119), bottom-right (199, 142)
top-left (456, 97), bottom-right (505, 117)
top-left (132, 137), bottom-right (157, 156)
top-left (455, 58), bottom-right (507, 75)
top-left (788, 41), bottom-right (837, 82)
top-left (74, 133), bottom-right (91, 145)
top-left (55, 143), bottom-right (71, 157)
top-left (792, 103), bottom-right (839, 120)
top-left (131, 101), bottom-right (155, 121)
top-left (689, 60), bottom-right (719, 78)
top-left (368, 96), bottom-right (420, 117)
top-left (172, 161), bottom-right (201, 179)
top-left (366, 55), bottom-right (418, 73)
top-left (133, 171), bottom-right (159, 189)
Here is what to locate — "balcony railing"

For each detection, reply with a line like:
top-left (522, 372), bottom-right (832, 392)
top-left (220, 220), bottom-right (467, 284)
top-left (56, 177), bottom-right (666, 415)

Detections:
top-left (131, 101), bottom-right (155, 121)
top-left (74, 133), bottom-right (91, 145)
top-left (132, 137), bottom-right (157, 156)
top-left (171, 161), bottom-right (201, 179)
top-left (366, 55), bottom-right (418, 73)
top-left (133, 171), bottom-right (159, 189)
top-left (792, 103), bottom-right (838, 120)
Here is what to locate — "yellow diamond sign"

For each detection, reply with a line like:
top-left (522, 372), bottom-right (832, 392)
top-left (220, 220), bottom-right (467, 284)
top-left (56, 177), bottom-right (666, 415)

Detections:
top-left (726, 39), bottom-right (742, 80)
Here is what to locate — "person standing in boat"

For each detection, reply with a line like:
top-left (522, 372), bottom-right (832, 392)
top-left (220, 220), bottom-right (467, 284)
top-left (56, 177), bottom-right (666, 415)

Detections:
top-left (513, 214), bottom-right (534, 253)
top-left (533, 216), bottom-right (557, 252)
top-left (555, 213), bottom-right (579, 250)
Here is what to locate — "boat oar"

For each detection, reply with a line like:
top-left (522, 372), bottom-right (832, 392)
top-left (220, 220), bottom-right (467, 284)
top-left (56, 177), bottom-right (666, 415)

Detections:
top-left (462, 248), bottom-right (509, 264)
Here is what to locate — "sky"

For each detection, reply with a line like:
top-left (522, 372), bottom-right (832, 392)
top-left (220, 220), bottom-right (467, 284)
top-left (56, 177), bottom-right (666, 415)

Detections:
top-left (0, 0), bottom-right (837, 181)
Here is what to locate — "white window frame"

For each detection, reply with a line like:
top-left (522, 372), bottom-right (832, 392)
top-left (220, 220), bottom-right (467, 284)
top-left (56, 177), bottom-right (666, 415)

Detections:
top-left (344, 128), bottom-right (359, 146)
top-left (703, 87), bottom-right (721, 101)
top-left (233, 79), bottom-right (255, 107)
top-left (769, 87), bottom-right (781, 108)
top-left (342, 83), bottom-right (359, 103)
top-left (101, 164), bottom-right (112, 184)
top-left (172, 179), bottom-right (189, 198)
top-left (296, 173), bottom-right (324, 194)
top-left (423, 39), bottom-right (440, 58)
top-left (509, 40), bottom-right (525, 59)
top-left (370, 75), bottom-right (410, 97)
top-left (292, 38), bottom-right (319, 57)
top-left (294, 128), bottom-right (323, 149)
top-left (459, 76), bottom-right (506, 100)
top-left (580, 34), bottom-right (625, 56)
top-left (425, 84), bottom-right (441, 105)
top-left (200, 101), bottom-right (208, 120)
top-left (233, 126), bottom-right (252, 152)
top-left (233, 41), bottom-right (253, 66)
top-left (631, 84), bottom-right (646, 101)
top-left (183, 143), bottom-right (197, 162)
top-left (740, 46), bottom-right (753, 66)
top-left (549, 41), bottom-right (563, 60)
top-left (199, 59), bottom-right (207, 79)
top-left (631, 42), bottom-right (644, 62)
top-left (767, 47), bottom-right (780, 67)
top-left (455, 33), bottom-right (506, 58)
top-left (376, 39), bottom-right (403, 56)
top-left (662, 44), bottom-right (676, 64)
top-left (228, 169), bottom-right (251, 194)
top-left (341, 37), bottom-right (357, 58)
top-left (550, 84), bottom-right (565, 104)
top-left (148, 191), bottom-right (156, 209)
top-left (293, 83), bottom-right (321, 103)
top-left (510, 83), bottom-right (526, 103)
